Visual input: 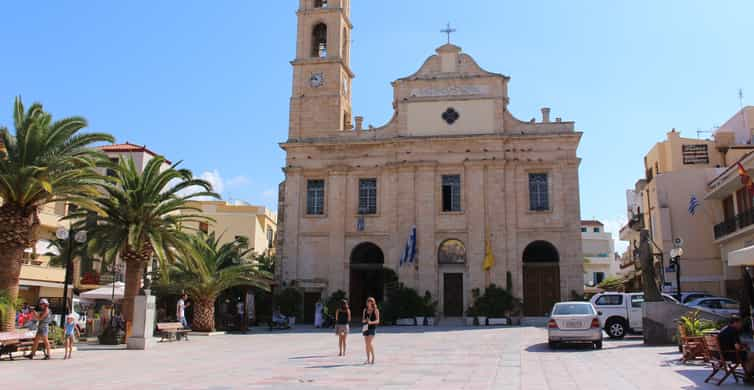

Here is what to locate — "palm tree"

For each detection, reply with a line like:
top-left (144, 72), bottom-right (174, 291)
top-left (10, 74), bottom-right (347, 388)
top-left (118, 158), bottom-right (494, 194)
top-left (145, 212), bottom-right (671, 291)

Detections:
top-left (0, 97), bottom-right (113, 331)
top-left (73, 156), bottom-right (217, 324)
top-left (165, 232), bottom-right (273, 332)
top-left (0, 291), bottom-right (16, 328)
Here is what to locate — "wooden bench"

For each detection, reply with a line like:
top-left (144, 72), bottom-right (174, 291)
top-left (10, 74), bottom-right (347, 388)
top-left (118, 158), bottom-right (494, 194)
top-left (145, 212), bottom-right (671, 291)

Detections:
top-left (704, 333), bottom-right (747, 385)
top-left (0, 331), bottom-right (35, 360)
top-left (156, 322), bottom-right (190, 342)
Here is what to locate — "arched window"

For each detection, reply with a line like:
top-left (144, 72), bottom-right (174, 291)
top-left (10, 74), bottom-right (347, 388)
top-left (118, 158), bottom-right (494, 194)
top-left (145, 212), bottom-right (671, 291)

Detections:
top-left (438, 239), bottom-right (466, 264)
top-left (522, 241), bottom-right (559, 263)
top-left (312, 23), bottom-right (328, 58)
top-left (314, 0), bottom-right (328, 8)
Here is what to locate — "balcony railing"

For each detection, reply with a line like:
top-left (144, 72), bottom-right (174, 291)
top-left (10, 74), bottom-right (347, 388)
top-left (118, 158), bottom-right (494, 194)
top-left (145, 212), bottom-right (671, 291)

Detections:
top-left (714, 207), bottom-right (754, 239)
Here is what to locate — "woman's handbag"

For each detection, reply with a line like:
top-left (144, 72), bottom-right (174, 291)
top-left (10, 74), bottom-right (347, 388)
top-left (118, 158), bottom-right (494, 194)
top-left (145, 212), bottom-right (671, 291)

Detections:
top-left (362, 323), bottom-right (369, 333)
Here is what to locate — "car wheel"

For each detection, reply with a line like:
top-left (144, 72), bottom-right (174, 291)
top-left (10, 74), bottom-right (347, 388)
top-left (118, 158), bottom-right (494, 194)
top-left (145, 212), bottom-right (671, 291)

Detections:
top-left (594, 340), bottom-right (603, 350)
top-left (548, 340), bottom-right (559, 349)
top-left (605, 319), bottom-right (626, 339)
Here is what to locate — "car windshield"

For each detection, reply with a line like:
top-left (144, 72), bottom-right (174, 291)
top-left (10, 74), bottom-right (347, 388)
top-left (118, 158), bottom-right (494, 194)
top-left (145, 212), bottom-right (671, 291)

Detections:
top-left (553, 303), bottom-right (594, 315)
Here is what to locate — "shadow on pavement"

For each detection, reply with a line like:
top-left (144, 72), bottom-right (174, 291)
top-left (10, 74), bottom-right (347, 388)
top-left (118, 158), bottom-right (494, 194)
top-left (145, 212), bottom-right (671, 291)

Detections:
top-left (238, 325), bottom-right (516, 335)
top-left (674, 368), bottom-right (748, 389)
top-left (526, 342), bottom-right (597, 353)
top-left (289, 355), bottom-right (329, 360)
top-left (305, 363), bottom-right (367, 369)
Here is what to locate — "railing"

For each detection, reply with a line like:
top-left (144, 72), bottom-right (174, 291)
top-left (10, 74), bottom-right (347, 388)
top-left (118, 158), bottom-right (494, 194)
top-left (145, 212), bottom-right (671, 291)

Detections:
top-left (713, 207), bottom-right (754, 239)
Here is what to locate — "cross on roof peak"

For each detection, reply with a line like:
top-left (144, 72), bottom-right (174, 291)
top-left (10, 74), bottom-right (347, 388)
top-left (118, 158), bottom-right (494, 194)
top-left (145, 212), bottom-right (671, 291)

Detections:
top-left (441, 22), bottom-right (456, 44)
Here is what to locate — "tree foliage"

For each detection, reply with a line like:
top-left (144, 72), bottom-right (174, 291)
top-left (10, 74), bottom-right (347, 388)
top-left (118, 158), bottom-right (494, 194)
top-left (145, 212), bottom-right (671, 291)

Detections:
top-left (0, 96), bottom-right (114, 209)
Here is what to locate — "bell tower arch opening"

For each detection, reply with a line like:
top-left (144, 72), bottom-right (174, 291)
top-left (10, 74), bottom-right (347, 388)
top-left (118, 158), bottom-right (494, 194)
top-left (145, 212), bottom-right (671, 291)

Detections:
top-left (522, 241), bottom-right (561, 316)
top-left (311, 23), bottom-right (328, 58)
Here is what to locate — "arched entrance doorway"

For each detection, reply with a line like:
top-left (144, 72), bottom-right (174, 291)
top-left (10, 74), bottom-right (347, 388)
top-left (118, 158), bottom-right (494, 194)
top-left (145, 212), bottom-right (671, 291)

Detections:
top-left (522, 241), bottom-right (560, 316)
top-left (349, 242), bottom-right (384, 317)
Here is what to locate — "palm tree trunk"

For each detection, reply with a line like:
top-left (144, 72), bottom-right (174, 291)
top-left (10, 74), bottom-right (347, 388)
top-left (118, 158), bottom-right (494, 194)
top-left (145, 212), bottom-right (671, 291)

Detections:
top-left (0, 247), bottom-right (24, 331)
top-left (0, 205), bottom-right (38, 331)
top-left (121, 243), bottom-right (153, 324)
top-left (192, 298), bottom-right (216, 332)
top-left (121, 260), bottom-right (144, 324)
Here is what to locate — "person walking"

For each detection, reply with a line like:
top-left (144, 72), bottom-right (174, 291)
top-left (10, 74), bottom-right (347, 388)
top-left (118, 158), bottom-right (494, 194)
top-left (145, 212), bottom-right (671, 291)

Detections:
top-left (335, 299), bottom-right (351, 356)
top-left (177, 293), bottom-right (190, 329)
top-left (63, 313), bottom-right (80, 360)
top-left (27, 299), bottom-right (52, 360)
top-left (362, 297), bottom-right (379, 365)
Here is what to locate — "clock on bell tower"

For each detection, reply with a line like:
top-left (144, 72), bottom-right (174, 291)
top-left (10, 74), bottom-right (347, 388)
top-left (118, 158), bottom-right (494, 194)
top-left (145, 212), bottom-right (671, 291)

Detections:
top-left (289, 0), bottom-right (354, 140)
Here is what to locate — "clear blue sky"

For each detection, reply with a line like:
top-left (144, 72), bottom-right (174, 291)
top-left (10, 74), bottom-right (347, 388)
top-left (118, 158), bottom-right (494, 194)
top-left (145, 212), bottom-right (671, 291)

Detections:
top-left (2, 1), bottom-right (753, 251)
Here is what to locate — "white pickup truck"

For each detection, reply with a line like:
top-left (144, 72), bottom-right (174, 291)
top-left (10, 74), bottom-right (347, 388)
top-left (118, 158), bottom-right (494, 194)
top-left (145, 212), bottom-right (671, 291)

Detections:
top-left (590, 292), bottom-right (679, 339)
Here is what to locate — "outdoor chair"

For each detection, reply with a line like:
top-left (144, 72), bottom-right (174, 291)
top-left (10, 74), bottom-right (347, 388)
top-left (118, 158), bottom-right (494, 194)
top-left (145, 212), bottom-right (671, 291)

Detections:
top-left (678, 324), bottom-right (708, 363)
top-left (704, 334), bottom-right (747, 385)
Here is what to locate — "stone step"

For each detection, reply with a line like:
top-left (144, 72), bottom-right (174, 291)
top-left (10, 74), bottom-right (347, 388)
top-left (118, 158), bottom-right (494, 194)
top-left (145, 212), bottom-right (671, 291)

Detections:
top-left (520, 317), bottom-right (549, 327)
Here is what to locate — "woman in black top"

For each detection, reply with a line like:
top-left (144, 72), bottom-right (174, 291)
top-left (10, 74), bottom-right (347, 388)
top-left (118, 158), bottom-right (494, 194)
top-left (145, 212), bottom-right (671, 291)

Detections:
top-left (362, 297), bottom-right (380, 365)
top-left (335, 299), bottom-right (351, 356)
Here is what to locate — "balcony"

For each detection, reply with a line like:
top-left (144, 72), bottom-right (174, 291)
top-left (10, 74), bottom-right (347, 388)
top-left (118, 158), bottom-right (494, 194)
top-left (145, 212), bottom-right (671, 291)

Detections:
top-left (714, 207), bottom-right (754, 240)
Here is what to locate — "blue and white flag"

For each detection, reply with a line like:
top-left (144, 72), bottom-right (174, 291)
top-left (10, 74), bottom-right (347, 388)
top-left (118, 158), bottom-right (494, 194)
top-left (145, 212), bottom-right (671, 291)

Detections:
top-left (399, 225), bottom-right (417, 266)
top-left (688, 194), bottom-right (700, 216)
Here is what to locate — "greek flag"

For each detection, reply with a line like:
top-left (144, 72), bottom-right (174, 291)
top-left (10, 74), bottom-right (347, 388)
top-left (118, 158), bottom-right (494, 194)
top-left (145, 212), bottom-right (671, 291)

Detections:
top-left (688, 194), bottom-right (700, 216)
top-left (399, 225), bottom-right (417, 266)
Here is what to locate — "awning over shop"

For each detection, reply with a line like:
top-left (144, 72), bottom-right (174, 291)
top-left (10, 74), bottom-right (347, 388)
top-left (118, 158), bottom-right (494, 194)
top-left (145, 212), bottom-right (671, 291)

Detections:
top-left (20, 279), bottom-right (71, 289)
top-left (728, 245), bottom-right (754, 266)
top-left (79, 282), bottom-right (124, 301)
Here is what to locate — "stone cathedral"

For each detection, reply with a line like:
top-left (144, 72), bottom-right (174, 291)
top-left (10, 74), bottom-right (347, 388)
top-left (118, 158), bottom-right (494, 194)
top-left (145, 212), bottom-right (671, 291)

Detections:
top-left (278, 0), bottom-right (584, 318)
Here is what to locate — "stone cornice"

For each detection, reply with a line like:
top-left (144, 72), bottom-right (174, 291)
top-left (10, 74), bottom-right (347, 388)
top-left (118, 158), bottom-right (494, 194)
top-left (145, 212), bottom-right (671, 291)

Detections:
top-left (296, 7), bottom-right (354, 29)
top-left (291, 57), bottom-right (355, 78)
top-left (281, 131), bottom-right (583, 149)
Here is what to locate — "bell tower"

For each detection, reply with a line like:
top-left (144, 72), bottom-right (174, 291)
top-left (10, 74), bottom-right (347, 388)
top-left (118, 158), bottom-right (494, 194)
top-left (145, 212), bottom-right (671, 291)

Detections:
top-left (289, 0), bottom-right (354, 140)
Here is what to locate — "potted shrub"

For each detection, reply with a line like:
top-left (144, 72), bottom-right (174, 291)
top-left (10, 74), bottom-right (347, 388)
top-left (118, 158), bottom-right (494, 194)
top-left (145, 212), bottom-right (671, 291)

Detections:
top-left (464, 305), bottom-right (478, 326)
top-left (385, 284), bottom-right (423, 325)
top-left (484, 284), bottom-right (518, 326)
top-left (276, 287), bottom-right (302, 326)
top-left (422, 291), bottom-right (438, 326)
top-left (467, 284), bottom-right (522, 326)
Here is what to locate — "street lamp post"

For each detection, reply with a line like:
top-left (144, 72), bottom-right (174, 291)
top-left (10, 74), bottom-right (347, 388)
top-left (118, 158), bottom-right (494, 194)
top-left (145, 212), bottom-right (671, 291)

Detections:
top-left (109, 263), bottom-right (123, 323)
top-left (670, 247), bottom-right (684, 301)
top-left (56, 227), bottom-right (87, 317)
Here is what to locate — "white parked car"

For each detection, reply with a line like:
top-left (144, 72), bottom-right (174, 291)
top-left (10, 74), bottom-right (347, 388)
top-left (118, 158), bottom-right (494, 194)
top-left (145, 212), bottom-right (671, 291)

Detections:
top-left (686, 297), bottom-right (740, 317)
top-left (547, 301), bottom-right (603, 349)
top-left (590, 292), bottom-right (679, 339)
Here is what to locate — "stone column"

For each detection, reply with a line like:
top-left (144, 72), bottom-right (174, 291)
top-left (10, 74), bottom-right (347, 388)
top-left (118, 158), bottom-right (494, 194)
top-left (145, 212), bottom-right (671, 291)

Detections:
top-left (396, 166), bottom-right (417, 283)
top-left (328, 168), bottom-right (348, 292)
top-left (282, 168), bottom-right (303, 283)
top-left (415, 163), bottom-right (437, 295)
top-left (126, 295), bottom-right (156, 350)
top-left (464, 161), bottom-right (486, 293)
top-left (504, 162), bottom-right (521, 299)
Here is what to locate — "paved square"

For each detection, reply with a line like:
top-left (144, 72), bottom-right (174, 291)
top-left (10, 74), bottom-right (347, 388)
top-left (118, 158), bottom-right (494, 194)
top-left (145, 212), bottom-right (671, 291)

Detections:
top-left (0, 326), bottom-right (744, 389)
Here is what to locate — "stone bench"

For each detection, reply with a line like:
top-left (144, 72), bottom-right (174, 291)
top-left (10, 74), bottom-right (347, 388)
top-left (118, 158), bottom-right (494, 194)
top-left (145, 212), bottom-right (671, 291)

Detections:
top-left (156, 322), bottom-right (189, 342)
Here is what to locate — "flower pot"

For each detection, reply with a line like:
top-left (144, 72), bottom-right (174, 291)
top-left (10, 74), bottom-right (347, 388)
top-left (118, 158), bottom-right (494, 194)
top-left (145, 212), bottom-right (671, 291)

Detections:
top-left (396, 318), bottom-right (415, 326)
top-left (426, 317), bottom-right (435, 326)
top-left (477, 316), bottom-right (487, 326)
top-left (465, 317), bottom-right (475, 326)
top-left (488, 318), bottom-right (508, 326)
top-left (415, 316), bottom-right (425, 326)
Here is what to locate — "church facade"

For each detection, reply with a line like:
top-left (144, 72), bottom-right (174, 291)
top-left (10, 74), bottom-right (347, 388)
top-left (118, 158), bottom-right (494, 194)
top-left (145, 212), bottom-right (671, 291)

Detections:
top-left (279, 0), bottom-right (584, 317)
